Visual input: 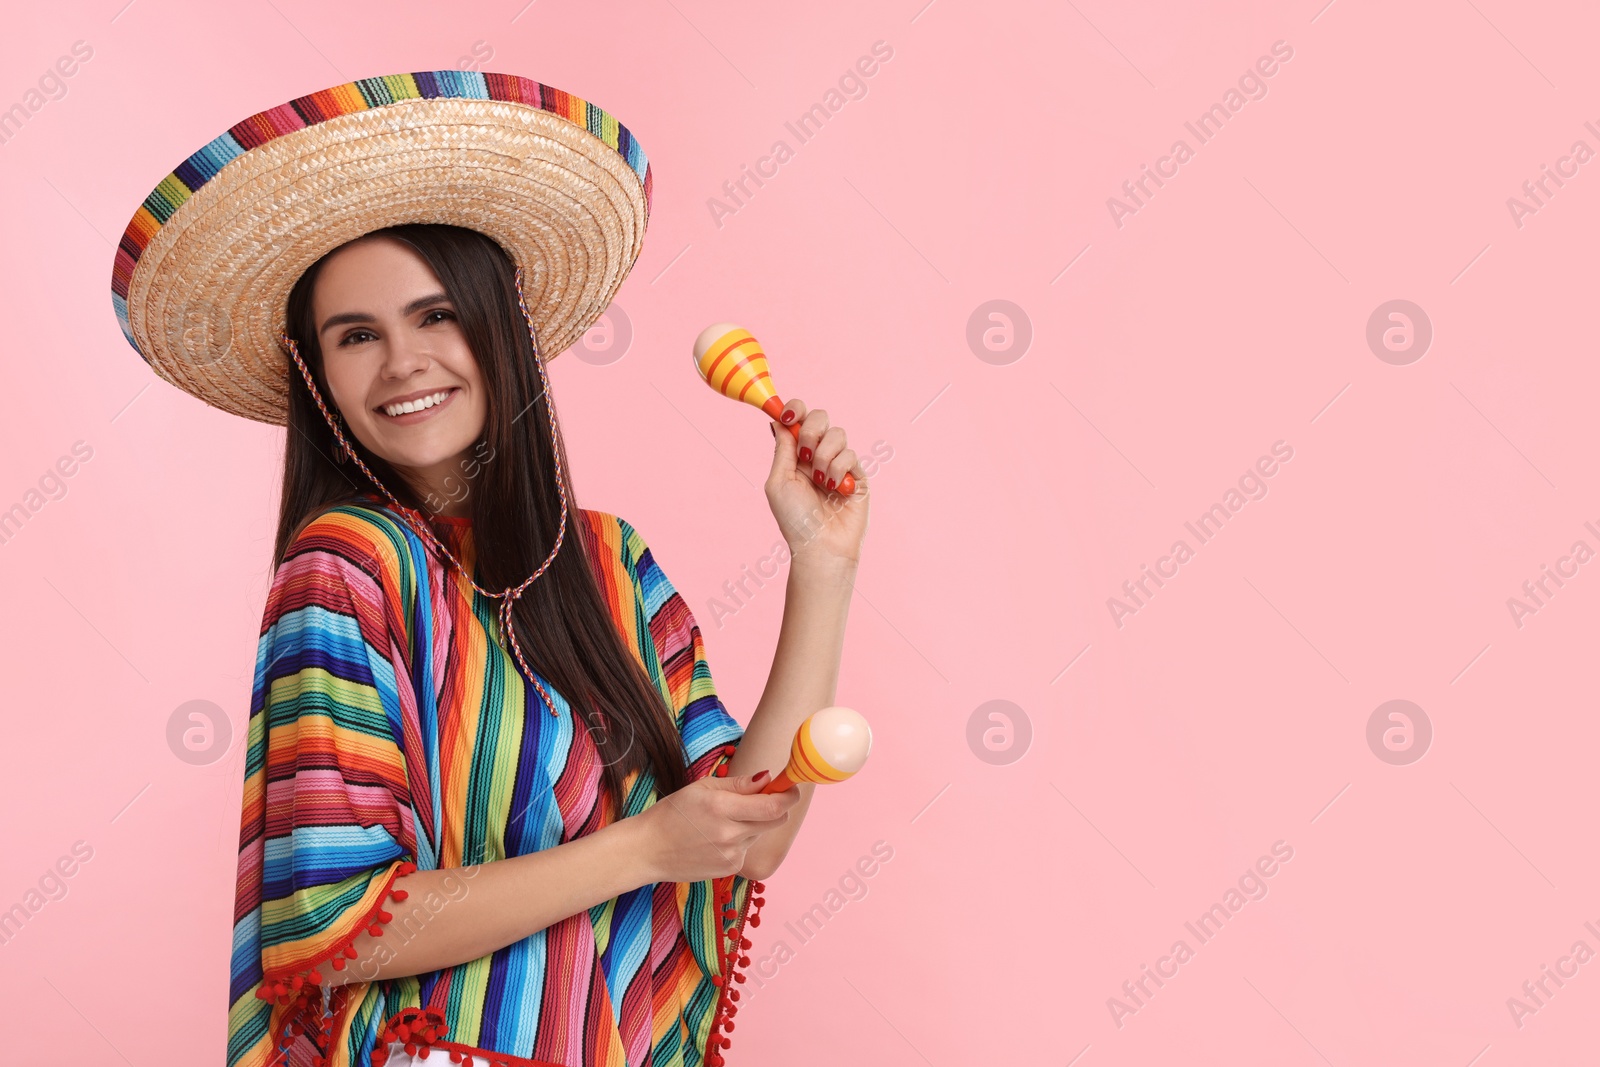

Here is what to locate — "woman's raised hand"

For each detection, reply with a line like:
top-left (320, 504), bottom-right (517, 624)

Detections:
top-left (767, 399), bottom-right (870, 564)
top-left (633, 770), bottom-right (802, 883)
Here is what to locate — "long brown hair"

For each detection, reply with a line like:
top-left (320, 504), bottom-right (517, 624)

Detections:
top-left (273, 223), bottom-right (690, 813)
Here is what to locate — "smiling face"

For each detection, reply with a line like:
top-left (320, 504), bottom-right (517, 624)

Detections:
top-left (311, 235), bottom-right (489, 513)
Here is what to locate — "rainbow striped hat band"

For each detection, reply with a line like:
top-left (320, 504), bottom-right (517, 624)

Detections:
top-left (110, 70), bottom-right (653, 425)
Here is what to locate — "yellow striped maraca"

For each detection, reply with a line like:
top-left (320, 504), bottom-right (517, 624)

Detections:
top-left (692, 323), bottom-right (857, 496)
top-left (758, 706), bottom-right (872, 794)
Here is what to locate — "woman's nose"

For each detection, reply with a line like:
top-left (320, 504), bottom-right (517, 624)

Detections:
top-left (379, 330), bottom-right (432, 375)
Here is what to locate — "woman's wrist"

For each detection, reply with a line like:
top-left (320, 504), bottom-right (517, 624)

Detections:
top-left (787, 546), bottom-right (860, 579)
top-left (605, 806), bottom-right (663, 888)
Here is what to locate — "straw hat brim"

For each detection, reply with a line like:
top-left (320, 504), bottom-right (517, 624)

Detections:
top-left (111, 73), bottom-right (651, 426)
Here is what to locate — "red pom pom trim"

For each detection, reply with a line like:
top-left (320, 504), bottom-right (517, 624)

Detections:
top-left (704, 747), bottom-right (769, 1066)
top-left (368, 1006), bottom-right (566, 1067)
top-left (256, 859), bottom-right (419, 1067)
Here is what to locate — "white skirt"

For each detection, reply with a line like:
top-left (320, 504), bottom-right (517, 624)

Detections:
top-left (375, 1042), bottom-right (432, 1065)
top-left (371, 1038), bottom-right (563, 1066)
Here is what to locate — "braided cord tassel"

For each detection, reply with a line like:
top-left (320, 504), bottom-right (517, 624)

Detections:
top-left (278, 266), bottom-right (567, 716)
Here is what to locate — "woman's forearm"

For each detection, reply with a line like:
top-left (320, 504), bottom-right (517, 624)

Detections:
top-left (321, 814), bottom-right (656, 987)
top-left (727, 551), bottom-right (857, 878)
top-left (317, 553), bottom-right (855, 989)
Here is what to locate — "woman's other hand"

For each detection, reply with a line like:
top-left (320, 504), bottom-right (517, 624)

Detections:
top-left (631, 770), bottom-right (801, 883)
top-left (766, 399), bottom-right (870, 563)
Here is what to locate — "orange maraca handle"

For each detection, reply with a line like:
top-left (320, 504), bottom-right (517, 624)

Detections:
top-left (759, 395), bottom-right (857, 496)
top-left (758, 769), bottom-right (797, 794)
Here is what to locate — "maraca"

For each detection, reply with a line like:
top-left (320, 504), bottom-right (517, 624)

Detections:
top-left (692, 322), bottom-right (857, 495)
top-left (758, 705), bottom-right (872, 794)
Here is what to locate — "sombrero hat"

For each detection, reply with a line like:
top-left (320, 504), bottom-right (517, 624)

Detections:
top-left (109, 69), bottom-right (652, 425)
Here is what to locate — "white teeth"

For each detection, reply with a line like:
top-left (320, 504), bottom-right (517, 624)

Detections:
top-left (383, 390), bottom-right (452, 417)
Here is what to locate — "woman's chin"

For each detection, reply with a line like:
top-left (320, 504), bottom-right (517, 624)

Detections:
top-left (365, 435), bottom-right (452, 465)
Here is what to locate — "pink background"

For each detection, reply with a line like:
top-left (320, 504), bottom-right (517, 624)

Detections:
top-left (2, 0), bottom-right (1597, 1063)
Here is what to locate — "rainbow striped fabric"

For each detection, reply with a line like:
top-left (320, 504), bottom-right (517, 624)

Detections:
top-left (110, 69), bottom-right (653, 365)
top-left (228, 496), bottom-right (748, 1067)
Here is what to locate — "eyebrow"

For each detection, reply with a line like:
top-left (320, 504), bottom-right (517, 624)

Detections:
top-left (318, 293), bottom-right (454, 336)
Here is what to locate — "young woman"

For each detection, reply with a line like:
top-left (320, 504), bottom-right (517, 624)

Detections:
top-left (109, 72), bottom-right (867, 1067)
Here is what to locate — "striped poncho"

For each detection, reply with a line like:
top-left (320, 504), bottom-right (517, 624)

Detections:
top-left (227, 495), bottom-right (760, 1067)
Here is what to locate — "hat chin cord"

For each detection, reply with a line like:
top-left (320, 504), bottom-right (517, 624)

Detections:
top-left (277, 265), bottom-right (568, 718)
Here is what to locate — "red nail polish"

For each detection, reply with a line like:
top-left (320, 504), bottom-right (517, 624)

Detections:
top-left (827, 477), bottom-right (836, 490)
top-left (753, 769), bottom-right (770, 781)
top-left (781, 411), bottom-right (795, 424)
top-left (814, 469), bottom-right (825, 485)
top-left (798, 447), bottom-right (812, 464)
